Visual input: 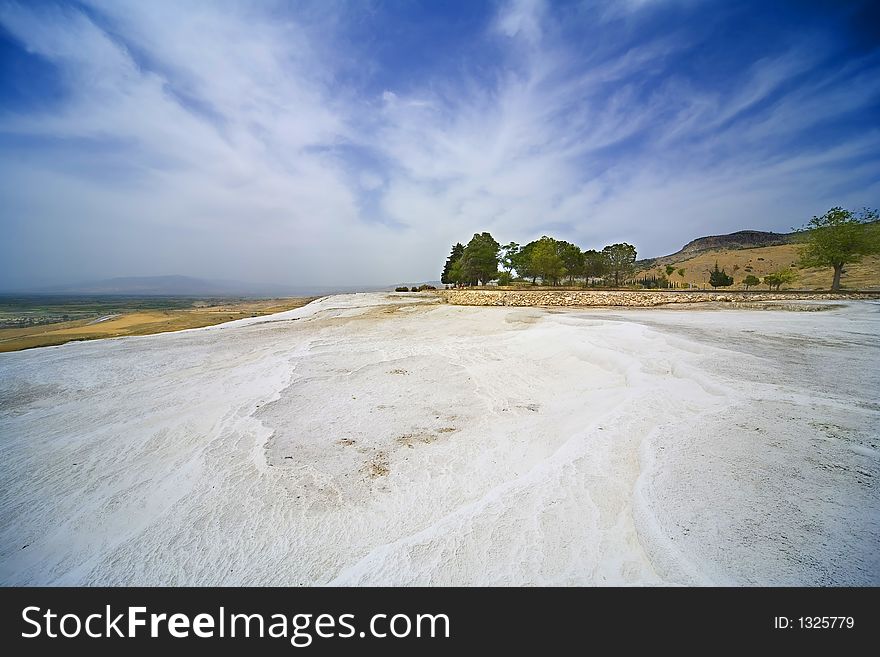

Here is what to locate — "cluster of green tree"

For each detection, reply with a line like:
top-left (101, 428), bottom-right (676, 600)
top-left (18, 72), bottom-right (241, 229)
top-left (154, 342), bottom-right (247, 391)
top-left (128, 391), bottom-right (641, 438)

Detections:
top-left (638, 264), bottom-right (689, 289)
top-left (637, 274), bottom-right (670, 288)
top-left (441, 233), bottom-right (637, 287)
top-left (441, 207), bottom-right (878, 292)
top-left (699, 269), bottom-right (801, 291)
top-left (443, 233), bottom-right (501, 286)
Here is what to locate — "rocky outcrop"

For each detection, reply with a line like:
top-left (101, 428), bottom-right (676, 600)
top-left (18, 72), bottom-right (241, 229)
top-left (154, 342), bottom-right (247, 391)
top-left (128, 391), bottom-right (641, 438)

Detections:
top-left (678, 230), bottom-right (793, 255)
top-left (442, 289), bottom-right (880, 307)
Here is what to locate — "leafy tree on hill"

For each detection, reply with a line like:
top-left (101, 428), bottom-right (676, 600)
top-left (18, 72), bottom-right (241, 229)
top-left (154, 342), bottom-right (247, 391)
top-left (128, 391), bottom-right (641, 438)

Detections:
top-left (665, 265), bottom-right (676, 277)
top-left (460, 232), bottom-right (500, 285)
top-left (441, 242), bottom-right (464, 284)
top-left (796, 206), bottom-right (880, 291)
top-left (602, 243), bottom-right (637, 286)
top-left (763, 268), bottom-right (798, 291)
top-left (709, 262), bottom-right (734, 288)
top-left (742, 274), bottom-right (760, 290)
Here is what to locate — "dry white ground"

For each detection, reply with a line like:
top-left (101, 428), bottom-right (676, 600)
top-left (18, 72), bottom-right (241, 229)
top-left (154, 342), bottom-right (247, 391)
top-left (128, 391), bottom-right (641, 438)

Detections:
top-left (0, 293), bottom-right (877, 585)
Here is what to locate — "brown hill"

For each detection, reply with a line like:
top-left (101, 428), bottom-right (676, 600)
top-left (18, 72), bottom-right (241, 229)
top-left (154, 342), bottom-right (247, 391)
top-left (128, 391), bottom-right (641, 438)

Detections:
top-left (636, 222), bottom-right (880, 290)
top-left (638, 229), bottom-right (795, 268)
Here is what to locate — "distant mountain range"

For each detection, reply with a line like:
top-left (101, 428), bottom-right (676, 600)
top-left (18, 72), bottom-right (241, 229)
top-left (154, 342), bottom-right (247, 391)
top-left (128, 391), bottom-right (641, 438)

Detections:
top-left (38, 275), bottom-right (258, 295)
top-left (18, 275), bottom-right (286, 296)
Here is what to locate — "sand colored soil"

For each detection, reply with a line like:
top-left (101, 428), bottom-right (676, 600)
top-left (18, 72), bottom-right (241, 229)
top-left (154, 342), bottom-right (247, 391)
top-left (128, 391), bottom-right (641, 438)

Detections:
top-left (637, 243), bottom-right (880, 290)
top-left (0, 298), bottom-right (315, 352)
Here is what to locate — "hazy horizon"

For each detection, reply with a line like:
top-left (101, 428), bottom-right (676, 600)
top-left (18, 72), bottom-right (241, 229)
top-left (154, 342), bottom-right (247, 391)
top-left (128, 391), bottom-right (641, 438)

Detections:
top-left (0, 273), bottom-right (422, 295)
top-left (2, 0), bottom-right (879, 290)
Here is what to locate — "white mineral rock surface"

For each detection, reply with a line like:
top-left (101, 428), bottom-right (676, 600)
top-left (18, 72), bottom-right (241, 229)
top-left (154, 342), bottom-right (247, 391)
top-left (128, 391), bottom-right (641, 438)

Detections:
top-left (1, 294), bottom-right (877, 585)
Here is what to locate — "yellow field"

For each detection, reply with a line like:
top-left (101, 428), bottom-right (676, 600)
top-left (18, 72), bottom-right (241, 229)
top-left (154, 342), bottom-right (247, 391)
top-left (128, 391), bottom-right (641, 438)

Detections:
top-left (637, 244), bottom-right (880, 290)
top-left (0, 298), bottom-right (316, 353)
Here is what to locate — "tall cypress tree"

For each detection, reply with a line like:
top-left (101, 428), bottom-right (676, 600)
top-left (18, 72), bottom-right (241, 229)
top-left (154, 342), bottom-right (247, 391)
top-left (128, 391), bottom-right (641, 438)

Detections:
top-left (709, 262), bottom-right (734, 288)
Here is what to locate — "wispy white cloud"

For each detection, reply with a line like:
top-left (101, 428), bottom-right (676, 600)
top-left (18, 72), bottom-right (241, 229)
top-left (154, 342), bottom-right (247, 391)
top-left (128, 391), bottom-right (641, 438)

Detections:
top-left (0, 0), bottom-right (877, 289)
top-left (367, 4), bottom-right (880, 258)
top-left (494, 0), bottom-right (546, 45)
top-left (0, 0), bottom-right (374, 286)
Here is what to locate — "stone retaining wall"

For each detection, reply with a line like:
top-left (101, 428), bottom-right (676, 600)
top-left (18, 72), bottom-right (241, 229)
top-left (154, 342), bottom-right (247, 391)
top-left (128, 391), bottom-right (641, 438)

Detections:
top-left (442, 289), bottom-right (880, 307)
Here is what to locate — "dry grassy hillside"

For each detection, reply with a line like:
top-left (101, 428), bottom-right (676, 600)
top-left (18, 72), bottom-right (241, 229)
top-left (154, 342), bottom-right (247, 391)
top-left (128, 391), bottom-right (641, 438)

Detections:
top-left (636, 244), bottom-right (880, 290)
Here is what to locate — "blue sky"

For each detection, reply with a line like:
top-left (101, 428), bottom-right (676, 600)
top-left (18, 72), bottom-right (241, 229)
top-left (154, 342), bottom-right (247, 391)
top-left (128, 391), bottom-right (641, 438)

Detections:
top-left (1, 0), bottom-right (879, 289)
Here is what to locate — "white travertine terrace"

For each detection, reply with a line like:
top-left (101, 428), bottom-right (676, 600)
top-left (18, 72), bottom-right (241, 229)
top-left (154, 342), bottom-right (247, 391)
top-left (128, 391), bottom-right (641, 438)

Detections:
top-left (1, 294), bottom-right (877, 585)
